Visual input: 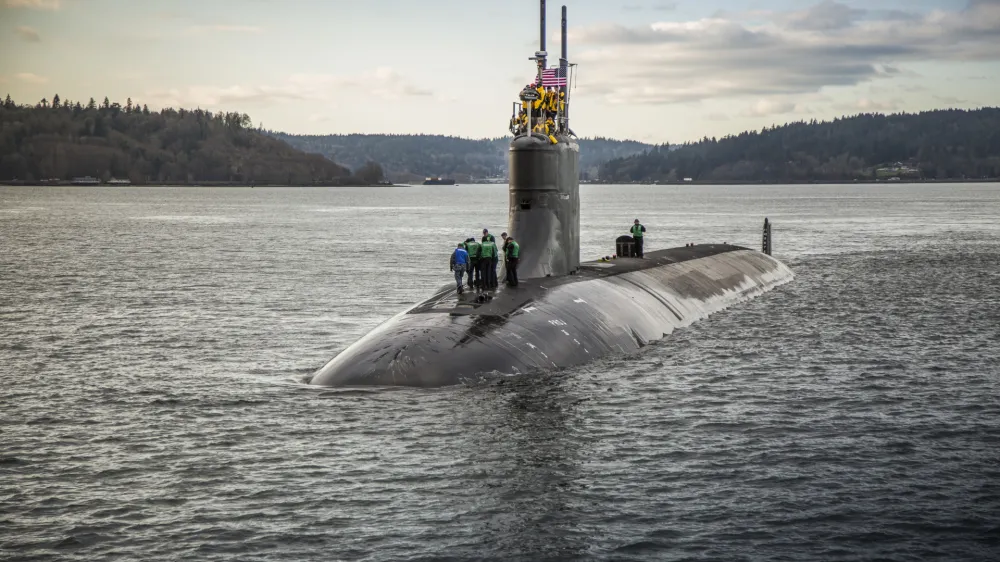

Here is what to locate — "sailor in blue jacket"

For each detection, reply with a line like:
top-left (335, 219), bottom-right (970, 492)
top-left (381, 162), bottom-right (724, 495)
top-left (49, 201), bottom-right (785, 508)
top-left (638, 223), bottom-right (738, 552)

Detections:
top-left (449, 243), bottom-right (470, 294)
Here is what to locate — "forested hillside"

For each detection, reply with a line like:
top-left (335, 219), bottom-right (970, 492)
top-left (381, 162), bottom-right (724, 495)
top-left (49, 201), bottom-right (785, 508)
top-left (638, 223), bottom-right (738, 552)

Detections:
top-left (272, 133), bottom-right (652, 183)
top-left (600, 109), bottom-right (1000, 183)
top-left (0, 94), bottom-right (366, 185)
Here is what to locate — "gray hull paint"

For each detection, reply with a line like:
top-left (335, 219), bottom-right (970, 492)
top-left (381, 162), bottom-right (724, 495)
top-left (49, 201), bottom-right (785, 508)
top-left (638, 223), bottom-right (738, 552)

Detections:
top-left (309, 244), bottom-right (793, 387)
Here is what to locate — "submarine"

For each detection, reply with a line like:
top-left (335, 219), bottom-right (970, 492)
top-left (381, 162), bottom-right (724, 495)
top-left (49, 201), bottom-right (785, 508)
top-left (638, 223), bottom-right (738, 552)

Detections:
top-left (308, 1), bottom-right (793, 388)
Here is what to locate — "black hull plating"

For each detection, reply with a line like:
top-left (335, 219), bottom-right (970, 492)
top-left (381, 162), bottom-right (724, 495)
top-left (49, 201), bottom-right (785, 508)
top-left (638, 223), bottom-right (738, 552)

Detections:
top-left (309, 244), bottom-right (793, 387)
top-left (507, 134), bottom-right (580, 278)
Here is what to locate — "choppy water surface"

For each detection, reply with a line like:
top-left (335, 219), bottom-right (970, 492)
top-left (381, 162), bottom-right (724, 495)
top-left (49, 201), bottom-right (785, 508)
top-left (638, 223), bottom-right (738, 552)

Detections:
top-left (2, 183), bottom-right (999, 561)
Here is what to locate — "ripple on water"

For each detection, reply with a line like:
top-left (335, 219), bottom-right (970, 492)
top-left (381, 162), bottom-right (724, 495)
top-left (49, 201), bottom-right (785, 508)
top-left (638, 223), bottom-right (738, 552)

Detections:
top-left (1, 184), bottom-right (999, 561)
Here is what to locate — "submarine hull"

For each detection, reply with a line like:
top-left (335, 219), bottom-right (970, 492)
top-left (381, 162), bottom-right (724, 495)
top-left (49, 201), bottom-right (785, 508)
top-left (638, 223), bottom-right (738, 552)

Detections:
top-left (309, 244), bottom-right (793, 387)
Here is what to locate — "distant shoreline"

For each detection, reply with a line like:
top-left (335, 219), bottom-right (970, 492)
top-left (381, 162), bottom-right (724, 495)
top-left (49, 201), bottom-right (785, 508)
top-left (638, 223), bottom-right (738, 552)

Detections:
top-left (3, 178), bottom-right (998, 188)
top-left (0, 181), bottom-right (394, 188)
top-left (586, 178), bottom-right (1000, 186)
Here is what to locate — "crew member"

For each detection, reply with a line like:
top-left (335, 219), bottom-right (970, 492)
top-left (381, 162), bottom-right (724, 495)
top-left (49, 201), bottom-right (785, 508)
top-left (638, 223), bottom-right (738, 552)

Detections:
top-left (505, 236), bottom-right (520, 286)
top-left (482, 229), bottom-right (498, 288)
top-left (500, 232), bottom-right (510, 282)
top-left (464, 237), bottom-right (481, 289)
top-left (478, 235), bottom-right (497, 290)
top-left (515, 109), bottom-right (528, 135)
top-left (546, 88), bottom-right (558, 113)
top-left (532, 84), bottom-right (546, 115)
top-left (630, 218), bottom-right (646, 258)
top-left (449, 242), bottom-right (469, 294)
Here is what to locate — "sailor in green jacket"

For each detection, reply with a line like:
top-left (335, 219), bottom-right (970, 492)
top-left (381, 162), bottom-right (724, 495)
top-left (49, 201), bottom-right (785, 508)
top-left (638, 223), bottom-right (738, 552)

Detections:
top-left (478, 236), bottom-right (498, 290)
top-left (501, 232), bottom-right (520, 286)
top-left (630, 218), bottom-right (647, 258)
top-left (481, 229), bottom-right (498, 289)
top-left (464, 237), bottom-right (481, 289)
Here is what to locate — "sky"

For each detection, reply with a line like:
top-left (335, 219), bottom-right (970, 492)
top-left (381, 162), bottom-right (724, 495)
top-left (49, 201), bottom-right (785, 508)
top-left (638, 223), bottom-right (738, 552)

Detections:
top-left (1, 0), bottom-right (998, 143)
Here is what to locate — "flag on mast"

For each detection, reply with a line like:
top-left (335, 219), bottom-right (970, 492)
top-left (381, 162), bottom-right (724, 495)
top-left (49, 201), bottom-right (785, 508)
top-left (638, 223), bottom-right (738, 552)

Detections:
top-left (540, 67), bottom-right (567, 87)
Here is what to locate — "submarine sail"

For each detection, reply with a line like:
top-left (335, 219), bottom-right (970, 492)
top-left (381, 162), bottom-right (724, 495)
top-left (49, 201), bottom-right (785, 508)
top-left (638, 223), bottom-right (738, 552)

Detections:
top-left (507, 0), bottom-right (579, 278)
top-left (308, 1), bottom-right (793, 388)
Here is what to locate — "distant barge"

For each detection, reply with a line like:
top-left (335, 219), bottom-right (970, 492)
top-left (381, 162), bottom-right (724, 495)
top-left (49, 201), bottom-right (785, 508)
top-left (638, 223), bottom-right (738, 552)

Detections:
top-left (422, 177), bottom-right (456, 185)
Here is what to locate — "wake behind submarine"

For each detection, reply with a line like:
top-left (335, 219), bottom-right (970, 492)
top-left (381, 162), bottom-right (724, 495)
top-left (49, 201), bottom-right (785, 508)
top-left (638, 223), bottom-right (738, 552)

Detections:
top-left (308, 2), bottom-right (793, 388)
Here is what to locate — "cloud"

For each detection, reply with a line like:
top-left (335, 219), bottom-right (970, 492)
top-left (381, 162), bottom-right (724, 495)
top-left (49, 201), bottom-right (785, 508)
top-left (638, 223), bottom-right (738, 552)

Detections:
top-left (186, 24), bottom-right (263, 34)
top-left (156, 11), bottom-right (184, 20)
top-left (877, 9), bottom-right (923, 23)
top-left (783, 0), bottom-right (865, 30)
top-left (569, 0), bottom-right (1000, 105)
top-left (15, 25), bottom-right (41, 42)
top-left (15, 72), bottom-right (48, 84)
top-left (933, 95), bottom-right (968, 105)
top-left (741, 98), bottom-right (799, 117)
top-left (144, 67), bottom-right (434, 108)
top-left (4, 0), bottom-right (60, 9)
top-left (622, 1), bottom-right (676, 11)
top-left (835, 98), bottom-right (903, 112)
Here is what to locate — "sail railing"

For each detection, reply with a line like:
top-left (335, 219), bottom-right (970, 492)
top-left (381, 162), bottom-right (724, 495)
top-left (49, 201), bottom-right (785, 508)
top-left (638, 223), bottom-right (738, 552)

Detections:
top-left (509, 66), bottom-right (576, 139)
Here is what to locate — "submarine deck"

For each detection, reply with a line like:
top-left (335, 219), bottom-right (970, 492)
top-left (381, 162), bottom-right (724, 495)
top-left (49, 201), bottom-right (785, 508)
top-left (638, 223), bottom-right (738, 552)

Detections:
top-left (412, 243), bottom-right (745, 318)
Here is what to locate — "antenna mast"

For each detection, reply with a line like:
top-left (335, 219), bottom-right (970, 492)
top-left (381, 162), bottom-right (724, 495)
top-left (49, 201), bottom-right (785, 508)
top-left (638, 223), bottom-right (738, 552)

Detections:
top-left (536, 0), bottom-right (548, 84)
top-left (560, 5), bottom-right (569, 132)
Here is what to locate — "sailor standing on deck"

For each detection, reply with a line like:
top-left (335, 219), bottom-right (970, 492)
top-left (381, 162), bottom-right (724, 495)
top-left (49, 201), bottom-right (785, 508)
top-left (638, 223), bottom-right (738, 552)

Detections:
top-left (631, 219), bottom-right (647, 258)
top-left (478, 236), bottom-right (498, 290)
top-left (502, 233), bottom-right (520, 287)
top-left (481, 229), bottom-right (499, 289)
top-left (501, 233), bottom-right (510, 283)
top-left (449, 243), bottom-right (469, 295)
top-left (464, 237), bottom-right (481, 289)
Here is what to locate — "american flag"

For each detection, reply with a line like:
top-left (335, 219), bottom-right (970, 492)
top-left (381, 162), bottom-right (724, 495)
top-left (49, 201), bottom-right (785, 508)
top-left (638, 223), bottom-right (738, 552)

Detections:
top-left (540, 67), bottom-right (567, 87)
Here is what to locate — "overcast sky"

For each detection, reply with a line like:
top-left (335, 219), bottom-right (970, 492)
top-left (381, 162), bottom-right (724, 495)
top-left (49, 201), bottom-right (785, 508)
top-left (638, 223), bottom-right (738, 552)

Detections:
top-left (1, 0), bottom-right (998, 143)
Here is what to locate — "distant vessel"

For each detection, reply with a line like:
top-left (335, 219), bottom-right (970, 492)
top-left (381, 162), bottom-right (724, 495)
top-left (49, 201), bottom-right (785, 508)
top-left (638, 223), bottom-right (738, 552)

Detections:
top-left (107, 178), bottom-right (131, 186)
top-left (423, 177), bottom-right (456, 185)
top-left (70, 176), bottom-right (100, 186)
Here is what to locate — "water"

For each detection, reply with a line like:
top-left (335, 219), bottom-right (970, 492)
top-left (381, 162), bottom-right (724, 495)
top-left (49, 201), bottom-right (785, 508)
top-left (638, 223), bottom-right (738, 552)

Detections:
top-left (2, 183), bottom-right (999, 561)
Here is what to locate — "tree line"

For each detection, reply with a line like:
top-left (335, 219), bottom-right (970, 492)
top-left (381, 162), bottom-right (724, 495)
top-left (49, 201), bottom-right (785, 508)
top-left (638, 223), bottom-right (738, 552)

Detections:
top-left (599, 108), bottom-right (1000, 183)
top-left (0, 94), bottom-right (383, 185)
top-left (270, 132), bottom-right (653, 183)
